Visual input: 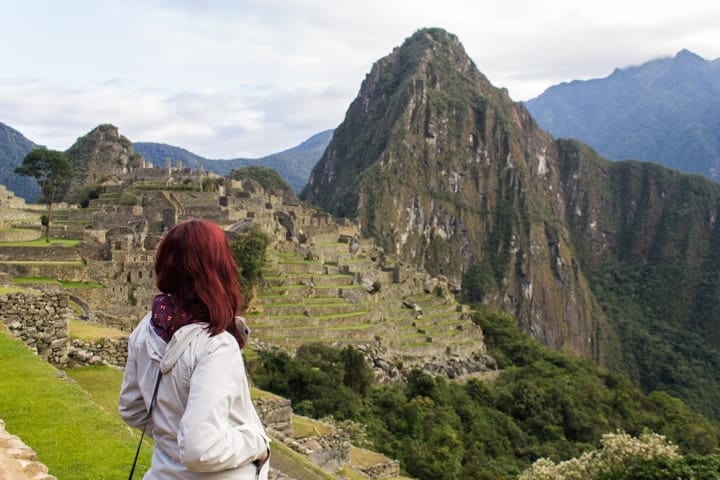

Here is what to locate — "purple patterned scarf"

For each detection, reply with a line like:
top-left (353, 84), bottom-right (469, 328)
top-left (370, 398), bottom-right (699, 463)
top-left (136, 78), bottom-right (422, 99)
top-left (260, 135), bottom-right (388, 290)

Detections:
top-left (150, 293), bottom-right (194, 343)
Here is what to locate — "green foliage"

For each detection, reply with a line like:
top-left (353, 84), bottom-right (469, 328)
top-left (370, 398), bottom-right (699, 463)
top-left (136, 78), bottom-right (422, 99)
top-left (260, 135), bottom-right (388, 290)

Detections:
top-left (592, 259), bottom-right (720, 420)
top-left (521, 431), bottom-right (720, 480)
top-left (202, 177), bottom-right (223, 192)
top-left (15, 148), bottom-right (69, 192)
top-left (485, 194), bottom-right (515, 285)
top-left (557, 140), bottom-right (720, 422)
top-left (230, 166), bottom-right (295, 195)
top-left (248, 307), bottom-right (720, 480)
top-left (15, 147), bottom-right (73, 242)
top-left (77, 184), bottom-right (102, 208)
top-left (597, 455), bottom-right (720, 480)
top-left (230, 226), bottom-right (271, 289)
top-left (250, 343), bottom-right (371, 419)
top-left (472, 309), bottom-right (544, 368)
top-left (128, 152), bottom-right (144, 169)
top-left (118, 192), bottom-right (140, 205)
top-left (461, 262), bottom-right (495, 303)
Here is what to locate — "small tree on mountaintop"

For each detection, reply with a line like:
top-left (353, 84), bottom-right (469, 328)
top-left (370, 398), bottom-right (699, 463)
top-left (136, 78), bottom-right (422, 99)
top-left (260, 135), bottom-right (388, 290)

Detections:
top-left (15, 148), bottom-right (73, 242)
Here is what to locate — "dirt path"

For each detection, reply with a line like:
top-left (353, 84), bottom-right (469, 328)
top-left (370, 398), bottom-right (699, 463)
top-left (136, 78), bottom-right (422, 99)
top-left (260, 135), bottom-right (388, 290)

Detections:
top-left (0, 419), bottom-right (55, 480)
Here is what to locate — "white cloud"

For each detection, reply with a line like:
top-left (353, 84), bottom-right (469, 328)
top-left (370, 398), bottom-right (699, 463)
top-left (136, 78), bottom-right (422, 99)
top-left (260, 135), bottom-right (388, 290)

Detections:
top-left (1, 0), bottom-right (719, 157)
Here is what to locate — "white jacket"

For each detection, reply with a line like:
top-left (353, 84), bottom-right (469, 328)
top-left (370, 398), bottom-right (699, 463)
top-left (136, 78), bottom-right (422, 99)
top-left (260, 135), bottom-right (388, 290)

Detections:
top-left (119, 313), bottom-right (270, 479)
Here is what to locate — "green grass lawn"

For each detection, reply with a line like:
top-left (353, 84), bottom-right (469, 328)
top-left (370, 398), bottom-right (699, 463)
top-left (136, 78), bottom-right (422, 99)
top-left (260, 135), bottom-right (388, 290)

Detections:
top-left (0, 260), bottom-right (84, 266)
top-left (66, 364), bottom-right (126, 414)
top-left (0, 285), bottom-right (38, 295)
top-left (0, 329), bottom-right (152, 479)
top-left (0, 238), bottom-right (80, 247)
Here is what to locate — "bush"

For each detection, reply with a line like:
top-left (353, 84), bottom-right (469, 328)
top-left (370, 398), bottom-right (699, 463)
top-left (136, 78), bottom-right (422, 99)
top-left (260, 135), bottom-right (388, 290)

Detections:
top-left (519, 432), bottom-right (687, 480)
top-left (231, 226), bottom-right (271, 288)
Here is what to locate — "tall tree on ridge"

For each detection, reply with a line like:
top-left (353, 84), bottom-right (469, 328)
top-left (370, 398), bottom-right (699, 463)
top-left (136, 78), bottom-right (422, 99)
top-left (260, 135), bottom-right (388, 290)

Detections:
top-left (15, 148), bottom-right (73, 242)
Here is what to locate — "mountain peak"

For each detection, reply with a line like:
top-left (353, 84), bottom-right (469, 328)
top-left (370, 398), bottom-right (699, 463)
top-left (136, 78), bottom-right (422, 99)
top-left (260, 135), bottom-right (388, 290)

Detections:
top-left (303, 28), bottom-right (505, 217)
top-left (674, 48), bottom-right (705, 65)
top-left (395, 27), bottom-right (476, 75)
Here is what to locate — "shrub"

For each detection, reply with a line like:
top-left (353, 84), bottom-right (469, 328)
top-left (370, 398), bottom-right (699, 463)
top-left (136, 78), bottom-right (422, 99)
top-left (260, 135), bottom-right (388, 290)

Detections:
top-left (519, 432), bottom-right (682, 480)
top-left (231, 226), bottom-right (271, 289)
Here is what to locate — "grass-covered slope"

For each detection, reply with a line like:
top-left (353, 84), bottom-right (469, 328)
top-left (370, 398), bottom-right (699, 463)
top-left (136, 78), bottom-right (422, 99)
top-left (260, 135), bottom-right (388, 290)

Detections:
top-left (0, 327), bottom-right (153, 479)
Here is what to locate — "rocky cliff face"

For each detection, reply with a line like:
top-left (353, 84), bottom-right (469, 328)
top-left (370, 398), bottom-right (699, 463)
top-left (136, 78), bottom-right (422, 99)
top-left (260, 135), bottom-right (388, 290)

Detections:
top-left (64, 124), bottom-right (143, 202)
top-left (303, 28), bottom-right (604, 361)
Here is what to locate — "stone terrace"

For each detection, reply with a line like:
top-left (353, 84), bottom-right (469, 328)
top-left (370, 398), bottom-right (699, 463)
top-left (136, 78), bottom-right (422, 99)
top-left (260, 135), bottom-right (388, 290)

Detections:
top-left (251, 238), bottom-right (493, 378)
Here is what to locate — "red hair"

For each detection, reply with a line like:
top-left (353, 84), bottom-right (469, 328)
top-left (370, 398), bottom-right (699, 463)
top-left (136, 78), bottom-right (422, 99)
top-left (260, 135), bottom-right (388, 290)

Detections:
top-left (155, 219), bottom-right (245, 345)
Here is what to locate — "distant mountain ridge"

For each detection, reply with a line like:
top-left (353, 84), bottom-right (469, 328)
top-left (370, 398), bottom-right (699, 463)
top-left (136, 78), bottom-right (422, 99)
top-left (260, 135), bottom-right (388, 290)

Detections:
top-left (0, 124), bottom-right (332, 201)
top-left (0, 122), bottom-right (40, 201)
top-left (133, 129), bottom-right (333, 193)
top-left (525, 49), bottom-right (720, 180)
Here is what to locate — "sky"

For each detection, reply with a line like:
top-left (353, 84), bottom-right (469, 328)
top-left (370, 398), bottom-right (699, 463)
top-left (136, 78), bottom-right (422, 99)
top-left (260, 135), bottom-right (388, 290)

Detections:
top-left (2, 0), bottom-right (719, 159)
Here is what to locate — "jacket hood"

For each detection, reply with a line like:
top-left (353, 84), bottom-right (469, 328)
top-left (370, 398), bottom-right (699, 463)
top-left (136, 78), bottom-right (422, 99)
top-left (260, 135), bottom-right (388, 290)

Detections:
top-left (143, 312), bottom-right (168, 363)
top-left (159, 323), bottom-right (209, 373)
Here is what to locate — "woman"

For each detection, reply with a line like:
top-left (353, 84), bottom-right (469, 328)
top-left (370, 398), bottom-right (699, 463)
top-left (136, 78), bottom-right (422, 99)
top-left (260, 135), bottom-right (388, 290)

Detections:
top-left (119, 219), bottom-right (270, 479)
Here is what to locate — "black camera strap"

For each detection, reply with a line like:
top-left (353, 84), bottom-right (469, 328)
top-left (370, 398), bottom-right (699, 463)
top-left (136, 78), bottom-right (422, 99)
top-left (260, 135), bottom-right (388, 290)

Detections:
top-left (128, 371), bottom-right (162, 480)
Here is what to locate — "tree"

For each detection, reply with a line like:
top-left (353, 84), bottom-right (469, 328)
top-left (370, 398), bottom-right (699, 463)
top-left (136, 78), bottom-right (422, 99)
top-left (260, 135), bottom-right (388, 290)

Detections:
top-left (231, 226), bottom-right (271, 288)
top-left (15, 148), bottom-right (73, 242)
top-left (461, 261), bottom-right (494, 304)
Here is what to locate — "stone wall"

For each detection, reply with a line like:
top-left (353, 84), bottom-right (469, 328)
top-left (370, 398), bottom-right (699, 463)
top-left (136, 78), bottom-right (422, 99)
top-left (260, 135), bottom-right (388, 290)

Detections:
top-left (69, 337), bottom-right (129, 367)
top-left (0, 245), bottom-right (81, 262)
top-left (359, 459), bottom-right (401, 479)
top-left (0, 291), bottom-right (72, 365)
top-left (0, 262), bottom-right (89, 282)
top-left (0, 228), bottom-right (41, 242)
top-left (254, 397), bottom-right (293, 437)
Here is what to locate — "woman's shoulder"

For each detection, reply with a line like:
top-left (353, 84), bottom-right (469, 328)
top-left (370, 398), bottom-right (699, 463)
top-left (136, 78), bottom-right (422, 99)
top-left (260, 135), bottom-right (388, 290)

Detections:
top-left (178, 324), bottom-right (238, 353)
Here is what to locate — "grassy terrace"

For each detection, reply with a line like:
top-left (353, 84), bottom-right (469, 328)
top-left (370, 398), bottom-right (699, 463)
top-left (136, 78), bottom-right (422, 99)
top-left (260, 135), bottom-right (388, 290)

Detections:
top-left (0, 285), bottom-right (39, 295)
top-left (0, 238), bottom-right (80, 247)
top-left (12, 277), bottom-right (103, 288)
top-left (276, 258), bottom-right (322, 264)
top-left (69, 319), bottom-right (127, 341)
top-left (264, 273), bottom-right (355, 280)
top-left (263, 301), bottom-right (351, 308)
top-left (263, 284), bottom-right (365, 292)
top-left (252, 312), bottom-right (373, 327)
top-left (0, 260), bottom-right (84, 266)
top-left (256, 323), bottom-right (375, 332)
